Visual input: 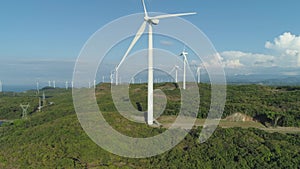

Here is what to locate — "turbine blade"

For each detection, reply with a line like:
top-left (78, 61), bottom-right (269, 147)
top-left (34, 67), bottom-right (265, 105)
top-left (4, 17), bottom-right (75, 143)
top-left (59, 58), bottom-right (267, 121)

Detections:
top-left (116, 21), bottom-right (147, 70)
top-left (142, 0), bottom-right (148, 17)
top-left (151, 12), bottom-right (196, 20)
top-left (169, 67), bottom-right (175, 74)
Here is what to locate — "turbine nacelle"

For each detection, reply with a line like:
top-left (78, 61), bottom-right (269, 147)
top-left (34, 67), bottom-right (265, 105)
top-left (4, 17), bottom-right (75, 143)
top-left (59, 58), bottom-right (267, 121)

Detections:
top-left (180, 51), bottom-right (188, 56)
top-left (144, 17), bottom-right (160, 25)
top-left (180, 51), bottom-right (189, 61)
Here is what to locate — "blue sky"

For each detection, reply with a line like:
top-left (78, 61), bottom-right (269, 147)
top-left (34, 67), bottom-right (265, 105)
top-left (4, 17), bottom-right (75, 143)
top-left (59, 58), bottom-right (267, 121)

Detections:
top-left (1, 0), bottom-right (300, 86)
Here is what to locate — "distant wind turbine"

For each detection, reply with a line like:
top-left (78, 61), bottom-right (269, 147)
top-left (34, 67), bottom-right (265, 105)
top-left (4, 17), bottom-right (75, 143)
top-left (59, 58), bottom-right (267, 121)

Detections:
top-left (65, 81), bottom-right (68, 90)
top-left (36, 81), bottom-right (39, 93)
top-left (110, 71), bottom-right (114, 84)
top-left (169, 65), bottom-right (181, 83)
top-left (180, 49), bottom-right (189, 90)
top-left (196, 66), bottom-right (201, 83)
top-left (114, 0), bottom-right (196, 125)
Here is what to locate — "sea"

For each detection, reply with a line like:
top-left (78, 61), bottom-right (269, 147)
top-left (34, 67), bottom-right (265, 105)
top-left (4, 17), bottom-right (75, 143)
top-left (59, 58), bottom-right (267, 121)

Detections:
top-left (2, 85), bottom-right (36, 93)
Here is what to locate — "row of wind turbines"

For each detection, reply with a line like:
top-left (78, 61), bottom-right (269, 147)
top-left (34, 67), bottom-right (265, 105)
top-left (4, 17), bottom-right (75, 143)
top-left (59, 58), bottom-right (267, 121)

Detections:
top-left (35, 80), bottom-right (98, 92)
top-left (112, 0), bottom-right (197, 125)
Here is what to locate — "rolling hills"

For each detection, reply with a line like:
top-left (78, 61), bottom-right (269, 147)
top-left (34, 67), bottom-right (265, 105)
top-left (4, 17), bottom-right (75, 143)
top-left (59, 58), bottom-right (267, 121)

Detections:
top-left (0, 83), bottom-right (299, 168)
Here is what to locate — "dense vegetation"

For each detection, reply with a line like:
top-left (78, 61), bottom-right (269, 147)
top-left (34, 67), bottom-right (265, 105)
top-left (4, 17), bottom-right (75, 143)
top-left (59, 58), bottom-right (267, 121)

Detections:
top-left (97, 83), bottom-right (300, 127)
top-left (0, 83), bottom-right (299, 168)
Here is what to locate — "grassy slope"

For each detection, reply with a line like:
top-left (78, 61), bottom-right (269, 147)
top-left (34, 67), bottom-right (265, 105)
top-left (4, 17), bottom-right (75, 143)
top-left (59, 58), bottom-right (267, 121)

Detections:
top-left (0, 83), bottom-right (299, 168)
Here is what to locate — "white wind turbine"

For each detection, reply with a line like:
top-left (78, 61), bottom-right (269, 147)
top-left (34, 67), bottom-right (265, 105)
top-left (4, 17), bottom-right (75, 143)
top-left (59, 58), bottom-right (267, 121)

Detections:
top-left (170, 65), bottom-right (180, 83)
top-left (110, 71), bottom-right (114, 84)
top-left (65, 81), bottom-right (69, 90)
top-left (114, 0), bottom-right (196, 125)
top-left (180, 49), bottom-right (189, 90)
top-left (196, 66), bottom-right (201, 83)
top-left (36, 81), bottom-right (40, 93)
top-left (94, 80), bottom-right (96, 88)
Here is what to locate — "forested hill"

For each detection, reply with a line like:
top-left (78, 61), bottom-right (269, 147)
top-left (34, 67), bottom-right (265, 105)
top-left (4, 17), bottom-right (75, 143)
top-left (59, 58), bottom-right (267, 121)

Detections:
top-left (0, 83), bottom-right (299, 168)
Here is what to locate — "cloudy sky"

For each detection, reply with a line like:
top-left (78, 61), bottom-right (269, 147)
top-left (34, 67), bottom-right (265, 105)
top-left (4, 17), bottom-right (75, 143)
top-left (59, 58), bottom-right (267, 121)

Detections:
top-left (0, 0), bottom-right (300, 86)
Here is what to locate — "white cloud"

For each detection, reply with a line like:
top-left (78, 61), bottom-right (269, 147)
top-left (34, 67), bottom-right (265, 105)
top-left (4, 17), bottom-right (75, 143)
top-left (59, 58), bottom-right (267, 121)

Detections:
top-left (220, 51), bottom-right (275, 67)
top-left (224, 59), bottom-right (244, 68)
top-left (265, 32), bottom-right (300, 67)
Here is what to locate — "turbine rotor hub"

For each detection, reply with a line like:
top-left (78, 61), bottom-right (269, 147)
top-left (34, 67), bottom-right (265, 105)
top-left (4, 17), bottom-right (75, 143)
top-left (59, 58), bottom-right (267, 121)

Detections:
top-left (144, 16), bottom-right (160, 25)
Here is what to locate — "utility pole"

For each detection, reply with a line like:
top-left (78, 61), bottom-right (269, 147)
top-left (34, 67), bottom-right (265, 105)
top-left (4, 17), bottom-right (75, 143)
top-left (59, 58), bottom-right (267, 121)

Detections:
top-left (20, 104), bottom-right (30, 119)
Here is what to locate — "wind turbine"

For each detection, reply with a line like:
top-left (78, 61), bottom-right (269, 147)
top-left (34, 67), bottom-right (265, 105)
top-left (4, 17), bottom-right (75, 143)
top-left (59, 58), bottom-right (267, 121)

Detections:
top-left (196, 66), bottom-right (201, 83)
top-left (65, 81), bottom-right (69, 90)
top-left (115, 0), bottom-right (196, 125)
top-left (169, 65), bottom-right (180, 83)
top-left (180, 49), bottom-right (189, 90)
top-left (110, 71), bottom-right (114, 84)
top-left (36, 81), bottom-right (39, 94)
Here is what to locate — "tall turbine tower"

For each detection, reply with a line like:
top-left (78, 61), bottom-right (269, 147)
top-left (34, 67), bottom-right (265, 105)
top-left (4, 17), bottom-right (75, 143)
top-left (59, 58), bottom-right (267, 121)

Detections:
top-left (36, 81), bottom-right (39, 94)
top-left (110, 72), bottom-right (114, 84)
top-left (53, 80), bottom-right (56, 88)
top-left (114, 0), bottom-right (196, 125)
top-left (180, 49), bottom-right (189, 90)
top-left (65, 81), bottom-right (69, 90)
top-left (196, 66), bottom-right (201, 83)
top-left (170, 65), bottom-right (180, 83)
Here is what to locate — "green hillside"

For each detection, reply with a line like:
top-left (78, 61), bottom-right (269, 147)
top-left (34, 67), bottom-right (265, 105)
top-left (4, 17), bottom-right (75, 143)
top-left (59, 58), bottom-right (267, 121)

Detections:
top-left (0, 83), bottom-right (299, 168)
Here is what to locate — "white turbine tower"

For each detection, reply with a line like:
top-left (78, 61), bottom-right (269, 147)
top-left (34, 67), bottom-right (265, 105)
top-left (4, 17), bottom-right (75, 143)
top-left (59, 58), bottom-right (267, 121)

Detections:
top-left (170, 65), bottom-right (180, 83)
top-left (36, 81), bottom-right (40, 94)
top-left (114, 0), bottom-right (196, 125)
top-left (65, 81), bottom-right (69, 90)
top-left (53, 80), bottom-right (56, 88)
top-left (110, 71), bottom-right (114, 84)
top-left (180, 49), bottom-right (189, 90)
top-left (196, 66), bottom-right (201, 83)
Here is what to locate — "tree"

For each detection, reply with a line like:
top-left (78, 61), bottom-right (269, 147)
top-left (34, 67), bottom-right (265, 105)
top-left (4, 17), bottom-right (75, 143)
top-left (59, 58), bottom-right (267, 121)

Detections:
top-left (266, 111), bottom-right (284, 127)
